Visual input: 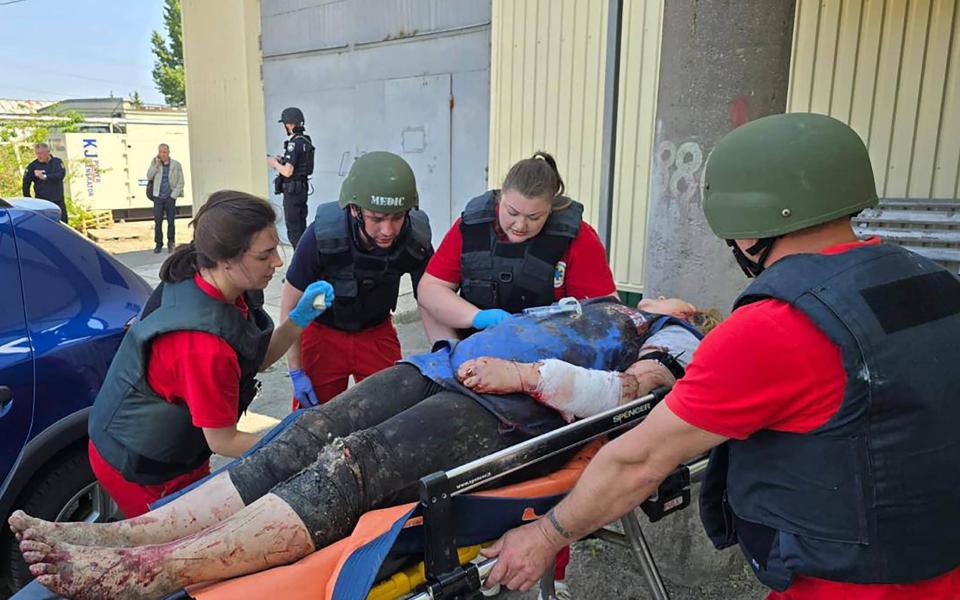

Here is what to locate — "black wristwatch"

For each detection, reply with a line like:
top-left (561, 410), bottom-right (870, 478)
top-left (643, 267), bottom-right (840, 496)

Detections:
top-left (635, 350), bottom-right (686, 380)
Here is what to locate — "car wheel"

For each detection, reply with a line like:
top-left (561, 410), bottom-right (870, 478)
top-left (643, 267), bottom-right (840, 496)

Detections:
top-left (4, 444), bottom-right (121, 591)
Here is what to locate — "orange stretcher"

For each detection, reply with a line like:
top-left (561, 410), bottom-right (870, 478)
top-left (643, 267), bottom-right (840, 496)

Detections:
top-left (14, 390), bottom-right (706, 600)
top-left (185, 441), bottom-right (604, 600)
top-left (181, 388), bottom-right (707, 600)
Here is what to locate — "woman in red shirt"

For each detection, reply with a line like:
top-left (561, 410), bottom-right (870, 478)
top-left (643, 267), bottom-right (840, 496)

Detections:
top-left (418, 153), bottom-right (616, 594)
top-left (418, 152), bottom-right (617, 343)
top-left (87, 191), bottom-right (333, 517)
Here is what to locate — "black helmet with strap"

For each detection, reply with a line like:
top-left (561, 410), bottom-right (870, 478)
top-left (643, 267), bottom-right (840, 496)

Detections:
top-left (279, 107), bottom-right (305, 125)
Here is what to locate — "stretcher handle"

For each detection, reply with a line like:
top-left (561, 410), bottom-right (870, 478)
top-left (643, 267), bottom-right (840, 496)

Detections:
top-left (407, 559), bottom-right (498, 600)
top-left (443, 387), bottom-right (669, 495)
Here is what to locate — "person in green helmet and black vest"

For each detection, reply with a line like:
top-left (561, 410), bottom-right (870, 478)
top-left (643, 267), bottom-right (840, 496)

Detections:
top-left (483, 113), bottom-right (960, 600)
top-left (281, 151), bottom-right (434, 409)
top-left (87, 190), bottom-right (333, 517)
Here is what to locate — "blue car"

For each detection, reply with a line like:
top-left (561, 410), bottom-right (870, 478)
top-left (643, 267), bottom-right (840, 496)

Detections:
top-left (0, 197), bottom-right (151, 591)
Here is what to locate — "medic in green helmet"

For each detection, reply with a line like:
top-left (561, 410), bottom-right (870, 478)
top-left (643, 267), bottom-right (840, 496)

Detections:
top-left (280, 151), bottom-right (434, 408)
top-left (485, 113), bottom-right (960, 599)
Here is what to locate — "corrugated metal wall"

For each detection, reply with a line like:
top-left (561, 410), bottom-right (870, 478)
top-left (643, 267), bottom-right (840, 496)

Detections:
top-left (788, 0), bottom-right (960, 200)
top-left (609, 0), bottom-right (663, 292)
top-left (488, 0), bottom-right (663, 292)
top-left (488, 0), bottom-right (608, 225)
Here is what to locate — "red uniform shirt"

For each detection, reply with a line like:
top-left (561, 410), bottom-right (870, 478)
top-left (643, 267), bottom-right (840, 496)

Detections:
top-left (146, 274), bottom-right (246, 428)
top-left (666, 237), bottom-right (960, 599)
top-left (426, 212), bottom-right (617, 301)
top-left (89, 274), bottom-right (248, 516)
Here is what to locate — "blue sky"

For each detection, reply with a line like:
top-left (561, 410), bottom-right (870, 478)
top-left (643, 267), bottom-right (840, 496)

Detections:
top-left (0, 0), bottom-right (167, 104)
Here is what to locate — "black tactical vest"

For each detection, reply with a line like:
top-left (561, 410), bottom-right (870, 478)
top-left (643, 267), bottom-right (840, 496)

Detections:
top-left (312, 202), bottom-right (432, 332)
top-left (699, 243), bottom-right (960, 590)
top-left (287, 131), bottom-right (314, 180)
top-left (88, 279), bottom-right (273, 485)
top-left (459, 191), bottom-right (583, 313)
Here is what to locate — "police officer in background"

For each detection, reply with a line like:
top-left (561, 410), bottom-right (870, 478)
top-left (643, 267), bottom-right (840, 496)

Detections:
top-left (280, 151), bottom-right (434, 408)
top-left (268, 107), bottom-right (315, 247)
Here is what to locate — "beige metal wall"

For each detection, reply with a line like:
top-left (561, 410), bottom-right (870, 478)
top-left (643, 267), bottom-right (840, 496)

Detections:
top-left (488, 0), bottom-right (663, 292)
top-left (788, 0), bottom-right (960, 199)
top-left (488, 0), bottom-right (609, 224)
top-left (181, 0), bottom-right (268, 210)
top-left (608, 0), bottom-right (663, 292)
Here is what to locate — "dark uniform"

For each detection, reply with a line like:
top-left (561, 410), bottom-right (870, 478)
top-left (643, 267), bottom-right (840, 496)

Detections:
top-left (89, 279), bottom-right (273, 486)
top-left (695, 113), bottom-right (960, 596)
top-left (459, 190), bottom-right (584, 313)
top-left (22, 156), bottom-right (67, 223)
top-left (277, 129), bottom-right (314, 247)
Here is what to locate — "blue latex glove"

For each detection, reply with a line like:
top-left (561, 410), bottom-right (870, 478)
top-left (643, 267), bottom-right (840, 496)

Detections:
top-left (289, 280), bottom-right (334, 328)
top-left (289, 369), bottom-right (319, 408)
top-left (472, 308), bottom-right (512, 330)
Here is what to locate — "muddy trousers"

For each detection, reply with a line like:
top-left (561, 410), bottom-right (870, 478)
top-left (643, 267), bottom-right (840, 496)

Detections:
top-left (227, 365), bottom-right (535, 547)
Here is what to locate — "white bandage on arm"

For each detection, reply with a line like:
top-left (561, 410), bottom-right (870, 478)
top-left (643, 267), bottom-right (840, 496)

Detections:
top-left (534, 359), bottom-right (623, 420)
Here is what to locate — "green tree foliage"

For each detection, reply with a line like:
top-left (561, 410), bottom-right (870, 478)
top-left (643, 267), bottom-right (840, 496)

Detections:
top-left (151, 0), bottom-right (185, 106)
top-left (0, 109), bottom-right (84, 199)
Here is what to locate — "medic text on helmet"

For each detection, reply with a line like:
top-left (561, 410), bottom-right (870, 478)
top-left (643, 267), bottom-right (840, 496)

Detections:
top-left (370, 196), bottom-right (406, 207)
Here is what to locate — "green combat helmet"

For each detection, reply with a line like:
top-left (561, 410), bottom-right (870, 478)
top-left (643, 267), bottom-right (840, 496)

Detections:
top-left (339, 152), bottom-right (419, 213)
top-left (703, 113), bottom-right (878, 240)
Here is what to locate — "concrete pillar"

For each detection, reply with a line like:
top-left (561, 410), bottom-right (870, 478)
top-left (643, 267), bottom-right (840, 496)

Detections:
top-left (643, 0), bottom-right (796, 313)
top-left (182, 0), bottom-right (268, 210)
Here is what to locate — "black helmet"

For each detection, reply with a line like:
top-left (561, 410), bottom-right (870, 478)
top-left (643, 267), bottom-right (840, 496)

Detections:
top-left (279, 107), bottom-right (305, 125)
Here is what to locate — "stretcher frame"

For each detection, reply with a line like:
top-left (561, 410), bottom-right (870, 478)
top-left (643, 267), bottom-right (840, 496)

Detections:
top-left (140, 389), bottom-right (702, 600)
top-left (414, 387), bottom-right (709, 600)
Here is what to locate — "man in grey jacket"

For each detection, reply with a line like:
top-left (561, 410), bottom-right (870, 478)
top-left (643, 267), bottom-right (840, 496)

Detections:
top-left (146, 143), bottom-right (185, 253)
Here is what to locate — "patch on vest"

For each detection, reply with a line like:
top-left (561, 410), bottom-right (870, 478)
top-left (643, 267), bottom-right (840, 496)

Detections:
top-left (860, 270), bottom-right (960, 334)
top-left (370, 195), bottom-right (405, 207)
top-left (554, 260), bottom-right (567, 288)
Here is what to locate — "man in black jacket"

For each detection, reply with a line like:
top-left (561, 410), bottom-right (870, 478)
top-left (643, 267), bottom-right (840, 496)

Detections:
top-left (22, 142), bottom-right (67, 223)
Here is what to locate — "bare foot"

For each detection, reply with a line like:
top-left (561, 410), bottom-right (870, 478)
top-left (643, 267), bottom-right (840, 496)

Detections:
top-left (21, 538), bottom-right (175, 600)
top-left (12, 472), bottom-right (249, 551)
top-left (9, 510), bottom-right (129, 548)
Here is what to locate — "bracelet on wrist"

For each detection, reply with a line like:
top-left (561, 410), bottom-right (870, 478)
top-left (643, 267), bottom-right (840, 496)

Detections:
top-left (546, 509), bottom-right (574, 540)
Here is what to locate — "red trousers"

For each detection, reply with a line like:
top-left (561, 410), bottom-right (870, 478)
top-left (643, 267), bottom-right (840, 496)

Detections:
top-left (555, 545), bottom-right (570, 580)
top-left (294, 318), bottom-right (402, 409)
top-left (88, 440), bottom-right (210, 518)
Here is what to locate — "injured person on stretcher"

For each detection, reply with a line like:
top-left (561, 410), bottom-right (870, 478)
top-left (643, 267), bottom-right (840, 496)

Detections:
top-left (9, 297), bottom-right (702, 600)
